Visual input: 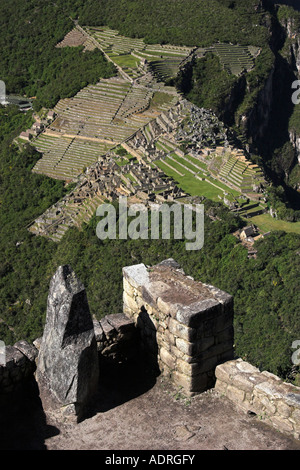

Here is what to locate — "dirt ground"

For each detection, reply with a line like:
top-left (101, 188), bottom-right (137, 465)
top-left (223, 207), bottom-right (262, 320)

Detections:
top-left (0, 360), bottom-right (300, 451)
top-left (1, 359), bottom-right (300, 452)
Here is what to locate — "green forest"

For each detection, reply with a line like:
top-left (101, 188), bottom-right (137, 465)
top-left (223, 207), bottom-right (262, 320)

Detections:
top-left (0, 0), bottom-right (116, 109)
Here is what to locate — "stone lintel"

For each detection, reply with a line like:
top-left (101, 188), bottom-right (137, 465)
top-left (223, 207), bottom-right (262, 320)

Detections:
top-left (105, 312), bottom-right (135, 334)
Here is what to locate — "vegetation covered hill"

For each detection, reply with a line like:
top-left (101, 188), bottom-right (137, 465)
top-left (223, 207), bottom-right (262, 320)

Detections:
top-left (0, 0), bottom-right (116, 108)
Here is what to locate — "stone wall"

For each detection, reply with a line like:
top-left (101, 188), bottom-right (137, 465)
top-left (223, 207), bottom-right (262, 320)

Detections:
top-left (215, 359), bottom-right (300, 440)
top-left (0, 341), bottom-right (37, 397)
top-left (93, 312), bottom-right (138, 364)
top-left (0, 313), bottom-right (137, 399)
top-left (122, 259), bottom-right (234, 396)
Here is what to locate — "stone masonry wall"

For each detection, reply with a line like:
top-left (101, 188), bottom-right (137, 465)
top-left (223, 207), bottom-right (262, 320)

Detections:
top-left (0, 341), bottom-right (38, 397)
top-left (122, 259), bottom-right (235, 396)
top-left (215, 359), bottom-right (300, 440)
top-left (0, 313), bottom-right (137, 399)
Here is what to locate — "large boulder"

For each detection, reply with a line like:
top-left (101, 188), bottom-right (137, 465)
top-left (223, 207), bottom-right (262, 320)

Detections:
top-left (36, 265), bottom-right (99, 423)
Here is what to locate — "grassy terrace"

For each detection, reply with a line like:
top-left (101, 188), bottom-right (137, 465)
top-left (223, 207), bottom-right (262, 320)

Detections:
top-left (157, 159), bottom-right (225, 201)
top-left (85, 26), bottom-right (193, 80)
top-left (248, 213), bottom-right (300, 235)
top-left (153, 139), bottom-right (242, 200)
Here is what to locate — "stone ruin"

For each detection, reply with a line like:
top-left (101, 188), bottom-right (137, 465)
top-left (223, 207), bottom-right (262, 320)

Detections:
top-left (0, 260), bottom-right (299, 439)
top-left (122, 259), bottom-right (234, 395)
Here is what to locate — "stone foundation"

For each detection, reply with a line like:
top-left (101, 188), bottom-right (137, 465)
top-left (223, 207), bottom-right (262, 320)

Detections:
top-left (215, 359), bottom-right (300, 440)
top-left (122, 259), bottom-right (234, 396)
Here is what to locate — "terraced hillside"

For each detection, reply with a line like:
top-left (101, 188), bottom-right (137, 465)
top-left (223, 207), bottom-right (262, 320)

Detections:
top-left (212, 43), bottom-right (258, 76)
top-left (56, 27), bottom-right (96, 52)
top-left (32, 75), bottom-right (179, 180)
top-left (33, 133), bottom-right (113, 180)
top-left (217, 154), bottom-right (265, 195)
top-left (85, 26), bottom-right (193, 81)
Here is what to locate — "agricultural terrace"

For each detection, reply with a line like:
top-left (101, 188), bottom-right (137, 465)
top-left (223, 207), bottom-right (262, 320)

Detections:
top-left (32, 75), bottom-right (179, 180)
top-left (85, 26), bottom-right (194, 81)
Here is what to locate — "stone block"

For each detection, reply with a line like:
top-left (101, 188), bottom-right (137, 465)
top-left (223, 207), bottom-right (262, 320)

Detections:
top-left (175, 337), bottom-right (194, 356)
top-left (176, 358), bottom-right (200, 377)
top-left (197, 340), bottom-right (234, 362)
top-left (215, 326), bottom-right (234, 345)
top-left (214, 313), bottom-right (234, 334)
top-left (215, 361), bottom-right (238, 383)
top-left (260, 396), bottom-right (277, 414)
top-left (14, 340), bottom-right (38, 363)
top-left (141, 285), bottom-right (158, 309)
top-left (236, 361), bottom-right (260, 375)
top-left (163, 329), bottom-right (176, 346)
top-left (276, 401), bottom-right (292, 419)
top-left (196, 336), bottom-right (215, 354)
top-left (5, 346), bottom-right (25, 369)
top-left (226, 384), bottom-right (246, 404)
top-left (230, 372), bottom-right (260, 394)
top-left (169, 344), bottom-right (186, 360)
top-left (168, 318), bottom-right (196, 342)
top-left (106, 313), bottom-right (135, 335)
top-left (172, 370), bottom-right (208, 394)
top-left (270, 415), bottom-right (294, 434)
top-left (176, 299), bottom-right (222, 328)
top-left (122, 264), bottom-right (150, 290)
top-left (254, 381), bottom-right (284, 400)
top-left (123, 277), bottom-right (136, 297)
top-left (93, 319), bottom-right (105, 342)
top-left (214, 379), bottom-right (228, 395)
top-left (123, 290), bottom-right (139, 313)
top-left (100, 316), bottom-right (116, 340)
top-left (195, 355), bottom-right (220, 375)
top-left (160, 347), bottom-right (176, 370)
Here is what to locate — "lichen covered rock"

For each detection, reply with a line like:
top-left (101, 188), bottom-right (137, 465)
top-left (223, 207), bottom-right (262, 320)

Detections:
top-left (36, 265), bottom-right (99, 422)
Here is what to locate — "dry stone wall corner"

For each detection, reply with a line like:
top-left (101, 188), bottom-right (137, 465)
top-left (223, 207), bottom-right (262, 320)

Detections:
top-left (215, 359), bottom-right (300, 441)
top-left (122, 259), bottom-right (235, 396)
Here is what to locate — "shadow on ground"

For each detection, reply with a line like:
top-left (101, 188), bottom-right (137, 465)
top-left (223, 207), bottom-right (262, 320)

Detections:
top-left (0, 352), bottom-right (160, 450)
top-left (0, 379), bottom-right (60, 450)
top-left (92, 353), bottom-right (160, 414)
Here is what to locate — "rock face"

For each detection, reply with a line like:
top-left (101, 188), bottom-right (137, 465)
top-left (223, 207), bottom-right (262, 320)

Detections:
top-left (36, 265), bottom-right (99, 422)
